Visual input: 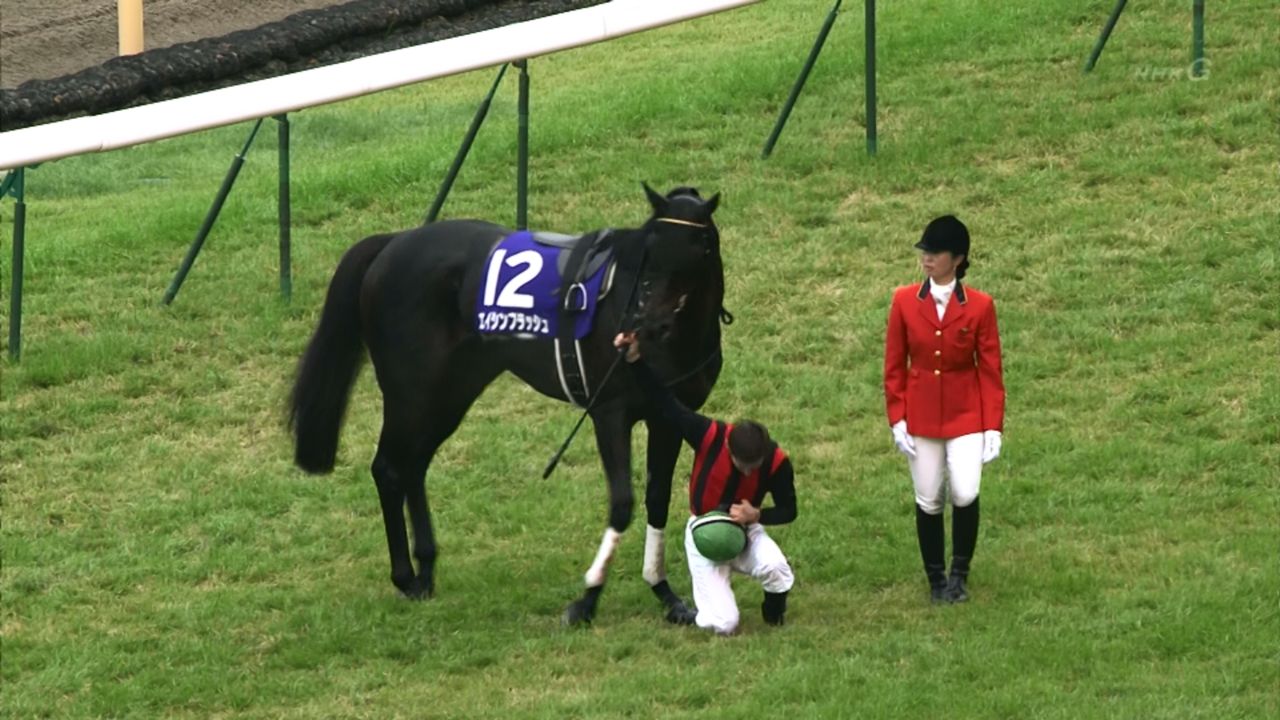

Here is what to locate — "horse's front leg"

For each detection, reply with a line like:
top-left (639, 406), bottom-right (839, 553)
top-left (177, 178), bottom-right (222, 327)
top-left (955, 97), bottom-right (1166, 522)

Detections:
top-left (563, 405), bottom-right (633, 626)
top-left (643, 417), bottom-right (696, 624)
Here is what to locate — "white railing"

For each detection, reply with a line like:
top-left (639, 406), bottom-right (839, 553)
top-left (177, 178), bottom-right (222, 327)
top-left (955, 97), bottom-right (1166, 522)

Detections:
top-left (0, 0), bottom-right (759, 171)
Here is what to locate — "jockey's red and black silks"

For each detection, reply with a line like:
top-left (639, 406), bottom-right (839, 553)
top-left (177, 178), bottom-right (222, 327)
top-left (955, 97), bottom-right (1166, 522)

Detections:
top-left (689, 421), bottom-right (787, 516)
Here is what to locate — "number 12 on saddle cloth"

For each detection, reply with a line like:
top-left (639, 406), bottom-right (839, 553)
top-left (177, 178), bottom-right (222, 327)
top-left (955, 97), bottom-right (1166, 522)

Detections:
top-left (475, 230), bottom-right (612, 340)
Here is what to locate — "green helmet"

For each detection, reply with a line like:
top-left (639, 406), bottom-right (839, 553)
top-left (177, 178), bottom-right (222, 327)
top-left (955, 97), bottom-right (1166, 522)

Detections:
top-left (691, 511), bottom-right (747, 562)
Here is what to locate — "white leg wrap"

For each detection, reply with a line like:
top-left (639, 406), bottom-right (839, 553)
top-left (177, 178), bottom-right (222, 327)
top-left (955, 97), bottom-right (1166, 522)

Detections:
top-left (584, 527), bottom-right (622, 588)
top-left (642, 524), bottom-right (667, 586)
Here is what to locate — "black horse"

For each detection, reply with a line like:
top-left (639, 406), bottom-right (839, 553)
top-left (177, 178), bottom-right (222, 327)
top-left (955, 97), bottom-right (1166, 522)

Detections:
top-left (289, 184), bottom-right (726, 625)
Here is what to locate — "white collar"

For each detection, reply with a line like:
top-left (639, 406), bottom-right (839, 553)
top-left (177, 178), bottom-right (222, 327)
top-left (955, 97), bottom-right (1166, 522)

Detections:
top-left (930, 278), bottom-right (956, 297)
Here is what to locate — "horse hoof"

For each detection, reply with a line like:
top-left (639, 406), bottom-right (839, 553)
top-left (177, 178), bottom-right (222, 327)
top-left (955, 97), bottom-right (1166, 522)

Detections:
top-left (562, 599), bottom-right (594, 627)
top-left (395, 576), bottom-right (434, 600)
top-left (665, 601), bottom-right (697, 626)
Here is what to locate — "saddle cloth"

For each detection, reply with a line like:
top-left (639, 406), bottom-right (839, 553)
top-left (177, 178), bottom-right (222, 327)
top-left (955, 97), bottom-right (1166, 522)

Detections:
top-left (475, 230), bottom-right (614, 340)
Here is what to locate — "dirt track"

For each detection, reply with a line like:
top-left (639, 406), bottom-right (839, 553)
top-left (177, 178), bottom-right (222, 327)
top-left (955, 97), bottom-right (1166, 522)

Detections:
top-left (1, 1), bottom-right (347, 88)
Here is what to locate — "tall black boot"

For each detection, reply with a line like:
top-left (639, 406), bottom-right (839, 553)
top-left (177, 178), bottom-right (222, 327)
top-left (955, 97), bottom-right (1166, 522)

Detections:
top-left (762, 591), bottom-right (788, 626)
top-left (915, 504), bottom-right (947, 604)
top-left (948, 496), bottom-right (980, 603)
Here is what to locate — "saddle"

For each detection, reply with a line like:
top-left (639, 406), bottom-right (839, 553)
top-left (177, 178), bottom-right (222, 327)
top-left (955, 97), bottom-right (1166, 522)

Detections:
top-left (532, 229), bottom-right (616, 407)
top-left (530, 230), bottom-right (616, 286)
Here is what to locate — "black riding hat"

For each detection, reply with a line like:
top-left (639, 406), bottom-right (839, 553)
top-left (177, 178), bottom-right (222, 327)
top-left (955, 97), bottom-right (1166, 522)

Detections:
top-left (914, 215), bottom-right (970, 257)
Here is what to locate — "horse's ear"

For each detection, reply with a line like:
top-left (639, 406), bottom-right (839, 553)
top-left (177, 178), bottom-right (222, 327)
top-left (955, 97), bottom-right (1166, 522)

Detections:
top-left (705, 192), bottom-right (720, 216)
top-left (642, 182), bottom-right (666, 214)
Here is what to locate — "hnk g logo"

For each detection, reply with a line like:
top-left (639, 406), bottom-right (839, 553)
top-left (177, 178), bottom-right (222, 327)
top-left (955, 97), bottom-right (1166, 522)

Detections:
top-left (1134, 58), bottom-right (1210, 81)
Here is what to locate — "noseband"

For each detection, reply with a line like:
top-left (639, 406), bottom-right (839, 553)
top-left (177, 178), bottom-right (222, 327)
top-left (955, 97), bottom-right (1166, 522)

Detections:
top-left (655, 217), bottom-right (709, 228)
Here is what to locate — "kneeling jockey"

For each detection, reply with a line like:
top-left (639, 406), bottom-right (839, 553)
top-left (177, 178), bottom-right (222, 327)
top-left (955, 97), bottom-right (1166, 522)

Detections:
top-left (614, 332), bottom-right (797, 635)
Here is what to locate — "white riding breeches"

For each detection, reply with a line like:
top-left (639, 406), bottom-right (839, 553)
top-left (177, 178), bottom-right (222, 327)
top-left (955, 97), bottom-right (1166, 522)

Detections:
top-left (684, 517), bottom-right (794, 635)
top-left (908, 432), bottom-right (984, 515)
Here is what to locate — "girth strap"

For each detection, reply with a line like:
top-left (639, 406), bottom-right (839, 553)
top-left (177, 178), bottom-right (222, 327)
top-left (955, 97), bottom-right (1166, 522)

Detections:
top-left (554, 229), bottom-right (613, 406)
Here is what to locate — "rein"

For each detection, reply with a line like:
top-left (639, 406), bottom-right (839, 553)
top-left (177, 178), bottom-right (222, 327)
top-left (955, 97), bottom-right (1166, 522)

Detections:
top-left (661, 345), bottom-right (722, 389)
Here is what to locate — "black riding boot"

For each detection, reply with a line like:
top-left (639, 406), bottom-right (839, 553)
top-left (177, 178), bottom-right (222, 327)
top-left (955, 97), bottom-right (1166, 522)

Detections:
top-left (762, 591), bottom-right (788, 626)
top-left (916, 504), bottom-right (948, 603)
top-left (948, 497), bottom-right (980, 603)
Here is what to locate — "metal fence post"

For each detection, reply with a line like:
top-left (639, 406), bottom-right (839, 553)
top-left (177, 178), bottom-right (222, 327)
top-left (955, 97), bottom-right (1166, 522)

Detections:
top-left (1191, 0), bottom-right (1205, 77)
top-left (163, 118), bottom-right (264, 305)
top-left (425, 64), bottom-right (509, 224)
top-left (865, 0), bottom-right (877, 156)
top-left (1084, 0), bottom-right (1130, 73)
top-left (276, 114), bottom-right (292, 302)
top-left (761, 0), bottom-right (842, 159)
top-left (6, 169), bottom-right (26, 361)
top-left (516, 60), bottom-right (530, 230)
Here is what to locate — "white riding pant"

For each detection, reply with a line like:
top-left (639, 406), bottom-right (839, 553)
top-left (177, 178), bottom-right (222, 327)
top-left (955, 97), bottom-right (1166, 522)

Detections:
top-left (908, 432), bottom-right (984, 515)
top-left (684, 517), bottom-right (794, 635)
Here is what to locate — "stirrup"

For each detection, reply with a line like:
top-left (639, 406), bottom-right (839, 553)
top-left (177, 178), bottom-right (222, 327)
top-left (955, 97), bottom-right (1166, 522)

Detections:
top-left (563, 282), bottom-right (588, 312)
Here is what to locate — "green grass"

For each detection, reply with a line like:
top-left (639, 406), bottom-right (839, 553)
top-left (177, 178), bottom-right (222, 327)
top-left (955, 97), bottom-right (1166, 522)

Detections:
top-left (3, 0), bottom-right (1278, 717)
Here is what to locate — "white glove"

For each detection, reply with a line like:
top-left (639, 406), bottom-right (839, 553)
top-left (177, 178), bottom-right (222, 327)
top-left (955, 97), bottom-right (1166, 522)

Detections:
top-left (982, 430), bottom-right (1002, 464)
top-left (891, 420), bottom-right (917, 459)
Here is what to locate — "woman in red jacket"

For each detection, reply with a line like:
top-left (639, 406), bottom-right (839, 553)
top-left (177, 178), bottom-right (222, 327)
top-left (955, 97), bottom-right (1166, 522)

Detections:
top-left (884, 215), bottom-right (1005, 603)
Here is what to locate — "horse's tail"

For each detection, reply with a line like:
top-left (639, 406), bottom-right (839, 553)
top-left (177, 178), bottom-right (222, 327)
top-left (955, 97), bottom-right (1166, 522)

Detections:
top-left (289, 233), bottom-right (395, 474)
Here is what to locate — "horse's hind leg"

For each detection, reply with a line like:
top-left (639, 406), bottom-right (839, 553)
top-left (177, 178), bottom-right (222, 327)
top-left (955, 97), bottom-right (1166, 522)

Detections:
top-left (403, 357), bottom-right (501, 597)
top-left (643, 418), bottom-right (696, 624)
top-left (370, 341), bottom-right (499, 599)
top-left (371, 400), bottom-right (434, 599)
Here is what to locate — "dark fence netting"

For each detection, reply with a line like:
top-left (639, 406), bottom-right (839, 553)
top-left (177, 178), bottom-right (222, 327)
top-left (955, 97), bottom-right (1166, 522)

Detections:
top-left (0, 0), bottom-right (605, 131)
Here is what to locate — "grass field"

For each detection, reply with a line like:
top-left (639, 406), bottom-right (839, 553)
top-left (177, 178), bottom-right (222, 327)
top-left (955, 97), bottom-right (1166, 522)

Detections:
top-left (2, 0), bottom-right (1278, 717)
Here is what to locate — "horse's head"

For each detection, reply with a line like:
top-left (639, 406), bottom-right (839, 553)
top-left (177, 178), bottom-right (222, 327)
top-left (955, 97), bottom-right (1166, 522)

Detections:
top-left (634, 183), bottom-right (724, 346)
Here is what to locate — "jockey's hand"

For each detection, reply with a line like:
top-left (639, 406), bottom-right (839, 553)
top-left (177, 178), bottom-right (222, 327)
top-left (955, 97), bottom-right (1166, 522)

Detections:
top-left (613, 332), bottom-right (641, 363)
top-left (729, 500), bottom-right (760, 525)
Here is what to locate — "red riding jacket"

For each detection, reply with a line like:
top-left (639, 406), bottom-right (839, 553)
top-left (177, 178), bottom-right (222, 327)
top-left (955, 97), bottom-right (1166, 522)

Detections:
top-left (884, 280), bottom-right (1005, 439)
top-left (689, 422), bottom-right (789, 517)
top-left (630, 360), bottom-right (797, 525)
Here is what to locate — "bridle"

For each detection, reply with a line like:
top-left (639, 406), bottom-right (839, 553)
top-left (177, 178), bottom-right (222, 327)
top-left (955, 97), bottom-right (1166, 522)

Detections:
top-left (634, 215), bottom-right (731, 386)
